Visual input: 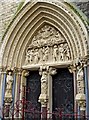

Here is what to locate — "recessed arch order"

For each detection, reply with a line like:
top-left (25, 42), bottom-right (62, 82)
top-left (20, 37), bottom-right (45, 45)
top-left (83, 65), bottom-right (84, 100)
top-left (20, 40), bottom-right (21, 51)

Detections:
top-left (0, 1), bottom-right (88, 69)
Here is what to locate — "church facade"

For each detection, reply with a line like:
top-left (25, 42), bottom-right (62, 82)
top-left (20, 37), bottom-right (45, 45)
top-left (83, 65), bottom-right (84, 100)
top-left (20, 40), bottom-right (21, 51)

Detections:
top-left (0, 0), bottom-right (89, 119)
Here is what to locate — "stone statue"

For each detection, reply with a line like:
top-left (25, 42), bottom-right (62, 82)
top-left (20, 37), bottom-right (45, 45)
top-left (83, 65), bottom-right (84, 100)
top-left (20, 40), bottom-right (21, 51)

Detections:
top-left (77, 67), bottom-right (84, 94)
top-left (41, 71), bottom-right (48, 95)
top-left (5, 71), bottom-right (13, 101)
top-left (34, 48), bottom-right (40, 63)
top-left (28, 49), bottom-right (34, 63)
top-left (59, 44), bottom-right (64, 61)
top-left (64, 44), bottom-right (70, 60)
top-left (53, 45), bottom-right (58, 61)
top-left (43, 46), bottom-right (49, 61)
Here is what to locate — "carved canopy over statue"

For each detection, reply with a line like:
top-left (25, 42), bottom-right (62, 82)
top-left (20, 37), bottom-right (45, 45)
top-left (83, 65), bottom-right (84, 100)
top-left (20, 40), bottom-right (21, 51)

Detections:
top-left (25, 25), bottom-right (71, 65)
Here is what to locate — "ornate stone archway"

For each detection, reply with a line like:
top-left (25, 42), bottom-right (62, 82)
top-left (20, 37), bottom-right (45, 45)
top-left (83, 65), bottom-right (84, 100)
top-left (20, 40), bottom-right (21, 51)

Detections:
top-left (0, 0), bottom-right (89, 118)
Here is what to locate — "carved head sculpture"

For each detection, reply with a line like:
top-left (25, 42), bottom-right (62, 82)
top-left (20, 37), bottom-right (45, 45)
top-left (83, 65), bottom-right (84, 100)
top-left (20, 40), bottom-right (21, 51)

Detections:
top-left (54, 45), bottom-right (57, 48)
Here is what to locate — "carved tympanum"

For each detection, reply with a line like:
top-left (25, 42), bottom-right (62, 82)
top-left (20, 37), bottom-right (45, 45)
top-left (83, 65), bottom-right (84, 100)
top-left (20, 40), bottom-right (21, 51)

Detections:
top-left (25, 25), bottom-right (71, 65)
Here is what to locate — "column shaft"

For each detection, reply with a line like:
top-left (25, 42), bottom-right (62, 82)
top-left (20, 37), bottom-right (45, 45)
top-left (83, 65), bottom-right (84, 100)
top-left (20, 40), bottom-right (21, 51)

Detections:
top-left (73, 70), bottom-right (77, 113)
top-left (84, 65), bottom-right (89, 118)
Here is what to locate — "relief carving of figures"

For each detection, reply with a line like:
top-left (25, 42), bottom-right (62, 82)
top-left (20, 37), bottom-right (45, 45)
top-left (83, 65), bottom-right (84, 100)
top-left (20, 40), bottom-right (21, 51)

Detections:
top-left (25, 25), bottom-right (71, 65)
top-left (31, 25), bottom-right (66, 47)
top-left (25, 49), bottom-right (34, 64)
top-left (5, 71), bottom-right (13, 102)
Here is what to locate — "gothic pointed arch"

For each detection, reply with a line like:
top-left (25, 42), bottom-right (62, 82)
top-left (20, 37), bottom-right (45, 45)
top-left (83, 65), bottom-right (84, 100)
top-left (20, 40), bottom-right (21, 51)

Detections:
top-left (0, 1), bottom-right (88, 69)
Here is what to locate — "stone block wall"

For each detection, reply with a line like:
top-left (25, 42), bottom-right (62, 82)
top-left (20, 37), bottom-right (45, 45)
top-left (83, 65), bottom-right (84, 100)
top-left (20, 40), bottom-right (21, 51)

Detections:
top-left (0, 0), bottom-right (21, 42)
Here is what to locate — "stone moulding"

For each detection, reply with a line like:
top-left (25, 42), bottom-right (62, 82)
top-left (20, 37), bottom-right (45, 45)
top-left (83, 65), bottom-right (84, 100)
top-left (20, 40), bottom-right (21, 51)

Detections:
top-left (0, 1), bottom-right (88, 69)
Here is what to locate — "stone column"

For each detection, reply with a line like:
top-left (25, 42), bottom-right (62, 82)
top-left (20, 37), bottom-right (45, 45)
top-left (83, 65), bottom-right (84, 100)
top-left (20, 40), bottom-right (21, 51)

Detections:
top-left (0, 67), bottom-right (6, 118)
top-left (84, 62), bottom-right (89, 119)
top-left (68, 65), bottom-right (77, 113)
top-left (75, 64), bottom-right (86, 118)
top-left (16, 69), bottom-right (22, 102)
top-left (19, 70), bottom-right (29, 119)
top-left (47, 67), bottom-right (57, 119)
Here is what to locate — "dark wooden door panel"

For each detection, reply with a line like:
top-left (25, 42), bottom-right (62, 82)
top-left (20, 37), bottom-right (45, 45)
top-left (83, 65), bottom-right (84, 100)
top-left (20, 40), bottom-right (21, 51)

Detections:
top-left (26, 71), bottom-right (41, 119)
top-left (52, 68), bottom-right (74, 119)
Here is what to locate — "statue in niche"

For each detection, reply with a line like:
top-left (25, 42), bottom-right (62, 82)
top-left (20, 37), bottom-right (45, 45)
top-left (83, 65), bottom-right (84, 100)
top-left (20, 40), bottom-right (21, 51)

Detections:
top-left (43, 46), bottom-right (49, 62)
top-left (53, 45), bottom-right (58, 61)
top-left (5, 71), bottom-right (13, 100)
top-left (41, 71), bottom-right (48, 95)
top-left (34, 48), bottom-right (40, 64)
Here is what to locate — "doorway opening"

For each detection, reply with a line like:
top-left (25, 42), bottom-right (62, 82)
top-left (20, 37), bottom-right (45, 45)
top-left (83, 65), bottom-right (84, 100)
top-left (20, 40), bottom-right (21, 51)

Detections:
top-left (52, 68), bottom-right (74, 118)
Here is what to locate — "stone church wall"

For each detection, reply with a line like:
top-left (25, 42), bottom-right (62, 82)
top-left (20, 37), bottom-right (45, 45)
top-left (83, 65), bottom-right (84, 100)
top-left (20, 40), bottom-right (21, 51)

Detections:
top-left (0, 0), bottom-right (20, 43)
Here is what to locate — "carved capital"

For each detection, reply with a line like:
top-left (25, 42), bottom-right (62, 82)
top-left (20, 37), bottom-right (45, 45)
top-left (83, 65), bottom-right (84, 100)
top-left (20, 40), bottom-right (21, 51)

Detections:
top-left (49, 67), bottom-right (57, 75)
top-left (22, 69), bottom-right (29, 77)
top-left (75, 93), bottom-right (86, 111)
top-left (74, 57), bottom-right (88, 68)
top-left (68, 64), bottom-right (76, 73)
top-left (39, 65), bottom-right (49, 75)
top-left (0, 66), bottom-right (7, 73)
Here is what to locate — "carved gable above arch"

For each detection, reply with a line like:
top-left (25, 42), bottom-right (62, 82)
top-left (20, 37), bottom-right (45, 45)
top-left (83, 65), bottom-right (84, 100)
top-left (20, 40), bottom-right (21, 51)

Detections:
top-left (25, 25), bottom-right (71, 67)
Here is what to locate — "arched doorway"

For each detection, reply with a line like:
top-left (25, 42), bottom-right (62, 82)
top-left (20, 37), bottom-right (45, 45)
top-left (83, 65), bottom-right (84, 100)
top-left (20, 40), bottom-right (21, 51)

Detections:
top-left (0, 1), bottom-right (88, 119)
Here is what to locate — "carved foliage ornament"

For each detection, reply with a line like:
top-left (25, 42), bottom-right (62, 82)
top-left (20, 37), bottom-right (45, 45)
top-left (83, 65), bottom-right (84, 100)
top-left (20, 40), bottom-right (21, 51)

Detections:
top-left (25, 25), bottom-right (71, 65)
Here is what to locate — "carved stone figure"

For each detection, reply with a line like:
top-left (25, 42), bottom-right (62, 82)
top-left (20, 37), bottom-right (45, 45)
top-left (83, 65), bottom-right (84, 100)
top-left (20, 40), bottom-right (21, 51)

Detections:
top-left (77, 67), bottom-right (84, 94)
top-left (66, 46), bottom-right (70, 60)
top-left (59, 44), bottom-right (64, 61)
top-left (5, 71), bottom-right (13, 102)
top-left (34, 48), bottom-right (40, 64)
top-left (43, 46), bottom-right (49, 61)
top-left (27, 49), bottom-right (34, 64)
top-left (64, 44), bottom-right (70, 60)
top-left (41, 71), bottom-right (48, 95)
top-left (31, 25), bottom-right (66, 47)
top-left (53, 45), bottom-right (58, 61)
